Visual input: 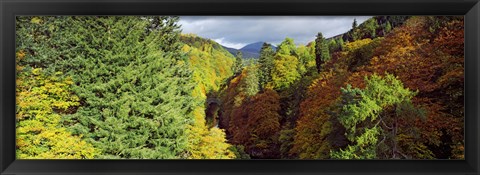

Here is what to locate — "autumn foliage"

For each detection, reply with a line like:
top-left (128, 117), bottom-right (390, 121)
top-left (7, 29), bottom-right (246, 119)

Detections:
top-left (266, 16), bottom-right (463, 159)
top-left (16, 67), bottom-right (97, 159)
top-left (15, 16), bottom-right (464, 159)
top-left (290, 70), bottom-right (348, 159)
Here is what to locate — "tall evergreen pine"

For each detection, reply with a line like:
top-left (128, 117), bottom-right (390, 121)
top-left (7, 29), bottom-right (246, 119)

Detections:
top-left (234, 51), bottom-right (243, 74)
top-left (18, 16), bottom-right (196, 159)
top-left (258, 42), bottom-right (275, 89)
top-left (350, 18), bottom-right (359, 41)
top-left (314, 32), bottom-right (330, 73)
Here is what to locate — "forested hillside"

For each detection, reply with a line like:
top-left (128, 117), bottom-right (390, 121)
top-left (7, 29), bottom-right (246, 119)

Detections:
top-left (15, 16), bottom-right (464, 159)
top-left (217, 16), bottom-right (464, 159)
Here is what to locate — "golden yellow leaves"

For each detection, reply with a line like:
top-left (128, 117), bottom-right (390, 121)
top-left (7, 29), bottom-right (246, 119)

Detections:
top-left (16, 68), bottom-right (98, 159)
top-left (344, 38), bottom-right (373, 52)
top-left (182, 37), bottom-right (237, 159)
top-left (186, 107), bottom-right (235, 159)
top-left (17, 125), bottom-right (98, 159)
top-left (271, 55), bottom-right (300, 90)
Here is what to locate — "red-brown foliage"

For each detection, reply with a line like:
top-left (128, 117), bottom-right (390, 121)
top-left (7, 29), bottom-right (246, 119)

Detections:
top-left (354, 16), bottom-right (464, 158)
top-left (290, 69), bottom-right (348, 159)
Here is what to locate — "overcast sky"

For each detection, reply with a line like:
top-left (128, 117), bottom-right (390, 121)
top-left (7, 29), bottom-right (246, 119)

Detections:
top-left (178, 16), bottom-right (371, 49)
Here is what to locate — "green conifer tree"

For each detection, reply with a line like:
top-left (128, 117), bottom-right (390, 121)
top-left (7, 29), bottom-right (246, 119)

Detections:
top-left (17, 16), bottom-right (197, 159)
top-left (314, 32), bottom-right (330, 73)
top-left (233, 51), bottom-right (244, 74)
top-left (258, 42), bottom-right (275, 89)
top-left (350, 18), bottom-right (359, 41)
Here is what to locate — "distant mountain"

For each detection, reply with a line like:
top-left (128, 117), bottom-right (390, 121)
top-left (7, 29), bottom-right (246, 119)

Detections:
top-left (238, 50), bottom-right (260, 59)
top-left (222, 46), bottom-right (240, 57)
top-left (240, 42), bottom-right (267, 53)
top-left (223, 42), bottom-right (277, 59)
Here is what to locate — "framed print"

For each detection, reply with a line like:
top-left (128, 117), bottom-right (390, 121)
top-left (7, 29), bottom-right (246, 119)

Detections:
top-left (1, 0), bottom-right (479, 174)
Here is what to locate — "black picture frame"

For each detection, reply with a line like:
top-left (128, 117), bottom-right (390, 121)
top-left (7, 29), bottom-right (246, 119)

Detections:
top-left (1, 0), bottom-right (479, 175)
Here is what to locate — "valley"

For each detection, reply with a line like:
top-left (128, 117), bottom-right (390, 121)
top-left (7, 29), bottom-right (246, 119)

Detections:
top-left (15, 16), bottom-right (464, 159)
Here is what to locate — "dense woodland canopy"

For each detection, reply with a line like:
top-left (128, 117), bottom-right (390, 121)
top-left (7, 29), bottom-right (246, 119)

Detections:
top-left (15, 16), bottom-right (463, 159)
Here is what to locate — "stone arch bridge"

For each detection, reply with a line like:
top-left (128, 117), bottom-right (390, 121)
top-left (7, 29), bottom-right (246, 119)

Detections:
top-left (206, 97), bottom-right (221, 105)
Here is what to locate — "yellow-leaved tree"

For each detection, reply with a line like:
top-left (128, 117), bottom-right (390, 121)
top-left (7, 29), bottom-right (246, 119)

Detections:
top-left (185, 107), bottom-right (235, 159)
top-left (16, 66), bottom-right (97, 159)
top-left (180, 35), bottom-right (237, 159)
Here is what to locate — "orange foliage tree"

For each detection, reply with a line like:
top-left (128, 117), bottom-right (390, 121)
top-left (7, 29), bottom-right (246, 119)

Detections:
top-left (220, 67), bottom-right (281, 158)
top-left (353, 16), bottom-right (464, 158)
top-left (290, 69), bottom-right (349, 159)
top-left (244, 89), bottom-right (281, 158)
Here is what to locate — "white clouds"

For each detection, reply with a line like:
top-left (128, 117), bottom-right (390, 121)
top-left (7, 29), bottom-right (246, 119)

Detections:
top-left (212, 37), bottom-right (247, 49)
top-left (178, 16), bottom-right (371, 48)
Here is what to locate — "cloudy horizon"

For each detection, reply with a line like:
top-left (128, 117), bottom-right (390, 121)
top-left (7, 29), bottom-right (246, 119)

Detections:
top-left (178, 16), bottom-right (370, 49)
